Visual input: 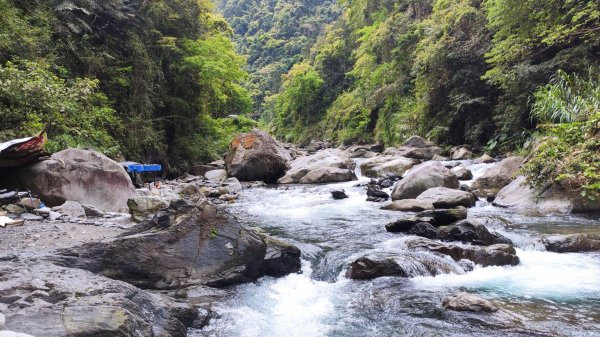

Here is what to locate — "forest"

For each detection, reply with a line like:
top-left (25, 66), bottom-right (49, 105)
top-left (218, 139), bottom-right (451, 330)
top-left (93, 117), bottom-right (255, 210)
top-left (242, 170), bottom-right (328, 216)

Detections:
top-left (0, 0), bottom-right (599, 195)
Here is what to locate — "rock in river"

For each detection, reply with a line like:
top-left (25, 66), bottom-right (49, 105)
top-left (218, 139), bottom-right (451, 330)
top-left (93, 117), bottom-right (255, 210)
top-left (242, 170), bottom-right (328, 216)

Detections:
top-left (391, 161), bottom-right (459, 200)
top-left (438, 220), bottom-right (512, 246)
top-left (443, 292), bottom-right (498, 313)
top-left (416, 187), bottom-right (477, 208)
top-left (278, 149), bottom-right (356, 184)
top-left (54, 201), bottom-right (301, 289)
top-left (225, 129), bottom-right (291, 183)
top-left (543, 233), bottom-right (600, 253)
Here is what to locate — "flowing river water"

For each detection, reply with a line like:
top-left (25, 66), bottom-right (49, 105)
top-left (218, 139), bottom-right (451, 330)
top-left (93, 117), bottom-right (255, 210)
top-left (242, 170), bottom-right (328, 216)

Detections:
top-left (192, 160), bottom-right (600, 337)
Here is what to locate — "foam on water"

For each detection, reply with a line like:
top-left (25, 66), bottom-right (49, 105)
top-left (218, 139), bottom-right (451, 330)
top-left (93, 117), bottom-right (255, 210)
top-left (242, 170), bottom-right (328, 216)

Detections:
top-left (411, 249), bottom-right (600, 300)
top-left (201, 261), bottom-right (338, 337)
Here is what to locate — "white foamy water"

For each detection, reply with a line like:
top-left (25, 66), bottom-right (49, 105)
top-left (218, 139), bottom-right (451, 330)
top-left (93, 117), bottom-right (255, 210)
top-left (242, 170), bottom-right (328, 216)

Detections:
top-left (412, 249), bottom-right (600, 299)
top-left (201, 262), bottom-right (339, 337)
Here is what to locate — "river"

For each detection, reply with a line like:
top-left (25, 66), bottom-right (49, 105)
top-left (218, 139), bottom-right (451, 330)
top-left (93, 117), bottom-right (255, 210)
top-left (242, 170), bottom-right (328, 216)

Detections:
top-left (191, 160), bottom-right (600, 337)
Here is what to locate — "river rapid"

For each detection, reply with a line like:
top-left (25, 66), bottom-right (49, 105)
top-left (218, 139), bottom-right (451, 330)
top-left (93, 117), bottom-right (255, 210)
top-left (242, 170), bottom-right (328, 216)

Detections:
top-left (192, 160), bottom-right (600, 337)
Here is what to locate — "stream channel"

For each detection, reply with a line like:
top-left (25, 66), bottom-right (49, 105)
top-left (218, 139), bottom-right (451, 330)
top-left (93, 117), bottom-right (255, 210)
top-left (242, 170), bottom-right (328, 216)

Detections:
top-left (192, 160), bottom-right (600, 337)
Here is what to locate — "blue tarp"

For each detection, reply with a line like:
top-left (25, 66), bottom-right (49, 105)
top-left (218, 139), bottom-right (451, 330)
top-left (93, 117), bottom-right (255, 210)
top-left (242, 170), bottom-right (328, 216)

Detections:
top-left (121, 162), bottom-right (162, 173)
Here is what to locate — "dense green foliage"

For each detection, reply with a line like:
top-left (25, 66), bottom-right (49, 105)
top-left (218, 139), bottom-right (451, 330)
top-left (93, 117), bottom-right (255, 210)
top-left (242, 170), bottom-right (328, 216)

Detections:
top-left (266, 0), bottom-right (599, 148)
top-left (523, 70), bottom-right (600, 198)
top-left (0, 0), bottom-right (254, 171)
top-left (217, 0), bottom-right (341, 115)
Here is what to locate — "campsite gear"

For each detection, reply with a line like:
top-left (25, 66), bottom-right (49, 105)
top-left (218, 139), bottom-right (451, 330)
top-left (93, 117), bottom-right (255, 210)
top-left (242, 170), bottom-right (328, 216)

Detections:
top-left (0, 130), bottom-right (49, 168)
top-left (121, 162), bottom-right (163, 188)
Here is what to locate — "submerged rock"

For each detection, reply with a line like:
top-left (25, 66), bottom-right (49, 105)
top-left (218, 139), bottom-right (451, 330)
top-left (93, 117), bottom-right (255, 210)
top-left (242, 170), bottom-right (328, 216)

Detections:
top-left (224, 129), bottom-right (291, 183)
top-left (443, 292), bottom-right (498, 313)
top-left (331, 189), bottom-right (348, 200)
top-left (391, 161), bottom-right (459, 200)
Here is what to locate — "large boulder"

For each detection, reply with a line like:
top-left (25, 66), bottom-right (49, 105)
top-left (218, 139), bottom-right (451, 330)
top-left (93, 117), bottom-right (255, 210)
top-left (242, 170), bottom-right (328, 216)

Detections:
top-left (403, 237), bottom-right (520, 267)
top-left (443, 292), bottom-right (499, 313)
top-left (472, 156), bottom-right (523, 196)
top-left (493, 176), bottom-right (600, 214)
top-left (55, 201), bottom-right (301, 289)
top-left (0, 259), bottom-right (196, 337)
top-left (416, 187), bottom-right (477, 208)
top-left (392, 162), bottom-right (460, 200)
top-left (278, 149), bottom-right (356, 184)
top-left (543, 234), bottom-right (600, 253)
top-left (359, 156), bottom-right (417, 178)
top-left (438, 220), bottom-right (511, 246)
top-left (451, 147), bottom-right (473, 160)
top-left (224, 129), bottom-right (291, 183)
top-left (6, 149), bottom-right (135, 212)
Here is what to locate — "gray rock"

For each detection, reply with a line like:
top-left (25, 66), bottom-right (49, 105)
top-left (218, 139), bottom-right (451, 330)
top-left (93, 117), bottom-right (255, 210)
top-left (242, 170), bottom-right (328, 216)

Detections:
top-left (451, 147), bottom-right (473, 160)
top-left (19, 213), bottom-right (43, 221)
top-left (4, 204), bottom-right (25, 214)
top-left (0, 259), bottom-right (196, 337)
top-left (543, 234), bottom-right (600, 253)
top-left (402, 136), bottom-right (435, 148)
top-left (452, 166), bottom-right (473, 180)
top-left (438, 220), bottom-right (512, 246)
top-left (18, 198), bottom-right (41, 210)
top-left (443, 292), bottom-right (498, 312)
top-left (127, 196), bottom-right (169, 222)
top-left (82, 204), bottom-right (105, 217)
top-left (359, 156), bottom-right (417, 178)
top-left (474, 154), bottom-right (495, 164)
top-left (407, 222), bottom-right (439, 239)
top-left (204, 169), bottom-right (228, 182)
top-left (55, 203), bottom-right (301, 289)
top-left (52, 201), bottom-right (86, 219)
top-left (299, 167), bottom-right (356, 184)
top-left (381, 199), bottom-right (434, 212)
top-left (392, 161), bottom-right (459, 200)
top-left (385, 217), bottom-right (435, 232)
top-left (278, 149), bottom-right (356, 184)
top-left (493, 176), bottom-right (600, 214)
top-left (416, 187), bottom-right (477, 208)
top-left (223, 177), bottom-right (243, 193)
top-left (6, 149), bottom-right (135, 212)
top-left (416, 208), bottom-right (468, 226)
top-left (403, 237), bottom-right (520, 267)
top-left (225, 129), bottom-right (291, 182)
top-left (398, 146), bottom-right (444, 160)
top-left (472, 156), bottom-right (523, 195)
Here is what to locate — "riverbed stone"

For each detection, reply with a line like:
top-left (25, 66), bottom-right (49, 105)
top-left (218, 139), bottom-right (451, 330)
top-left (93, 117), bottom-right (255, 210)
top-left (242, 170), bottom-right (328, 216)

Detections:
top-left (407, 222), bottom-right (439, 239)
top-left (416, 208), bottom-right (467, 227)
top-left (381, 199), bottom-right (434, 212)
top-left (385, 217), bottom-right (435, 232)
top-left (451, 147), bottom-right (473, 160)
top-left (224, 129), bottom-right (291, 183)
top-left (54, 202), bottom-right (301, 289)
top-left (472, 156), bottom-right (523, 196)
top-left (331, 189), bottom-right (348, 199)
top-left (359, 156), bottom-right (417, 178)
top-left (204, 169), bottom-right (228, 182)
top-left (279, 149), bottom-right (356, 184)
top-left (127, 196), bottom-right (169, 222)
top-left (391, 161), bottom-right (459, 200)
top-left (543, 233), bottom-right (600, 253)
top-left (0, 259), bottom-right (196, 337)
top-left (416, 187), bottom-right (477, 208)
top-left (443, 292), bottom-right (498, 313)
top-left (52, 201), bottom-right (86, 219)
top-left (438, 220), bottom-right (512, 246)
top-left (452, 166), bottom-right (473, 180)
top-left (493, 176), bottom-right (600, 213)
top-left (403, 237), bottom-right (519, 267)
